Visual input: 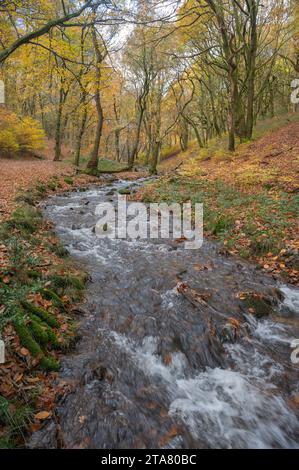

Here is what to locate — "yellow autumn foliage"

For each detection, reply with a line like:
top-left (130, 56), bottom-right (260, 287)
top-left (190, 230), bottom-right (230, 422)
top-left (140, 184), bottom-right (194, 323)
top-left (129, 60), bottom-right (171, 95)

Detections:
top-left (0, 109), bottom-right (45, 155)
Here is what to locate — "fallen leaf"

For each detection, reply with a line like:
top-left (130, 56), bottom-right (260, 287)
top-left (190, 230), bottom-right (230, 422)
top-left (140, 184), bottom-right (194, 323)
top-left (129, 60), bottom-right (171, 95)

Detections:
top-left (20, 348), bottom-right (30, 357)
top-left (26, 377), bottom-right (41, 384)
top-left (34, 411), bottom-right (51, 421)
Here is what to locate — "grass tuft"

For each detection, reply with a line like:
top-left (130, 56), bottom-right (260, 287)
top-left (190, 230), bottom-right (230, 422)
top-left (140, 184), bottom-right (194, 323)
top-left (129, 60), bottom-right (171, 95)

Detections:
top-left (7, 205), bottom-right (42, 234)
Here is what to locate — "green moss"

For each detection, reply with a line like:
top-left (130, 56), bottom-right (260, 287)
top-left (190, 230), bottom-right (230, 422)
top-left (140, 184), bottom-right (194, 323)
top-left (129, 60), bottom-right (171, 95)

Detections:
top-left (49, 242), bottom-right (69, 258)
top-left (40, 356), bottom-right (60, 372)
top-left (98, 159), bottom-right (128, 173)
top-left (0, 175), bottom-right (87, 447)
top-left (22, 301), bottom-right (59, 328)
top-left (13, 321), bottom-right (43, 358)
top-left (64, 177), bottom-right (74, 185)
top-left (26, 270), bottom-right (41, 280)
top-left (39, 288), bottom-right (65, 310)
top-left (47, 181), bottom-right (57, 191)
top-left (29, 313), bottom-right (60, 348)
top-left (84, 167), bottom-right (98, 177)
top-left (36, 183), bottom-right (46, 194)
top-left (211, 215), bottom-right (234, 236)
top-left (118, 187), bottom-right (131, 195)
top-left (45, 327), bottom-right (60, 349)
top-left (28, 316), bottom-right (49, 346)
top-left (242, 293), bottom-right (274, 318)
top-left (14, 321), bottom-right (60, 371)
top-left (8, 205), bottom-right (42, 234)
top-left (49, 274), bottom-right (84, 291)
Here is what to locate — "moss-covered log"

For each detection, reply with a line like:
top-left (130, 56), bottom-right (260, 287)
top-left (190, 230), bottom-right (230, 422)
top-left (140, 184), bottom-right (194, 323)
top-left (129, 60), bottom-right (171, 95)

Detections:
top-left (21, 301), bottom-right (59, 328)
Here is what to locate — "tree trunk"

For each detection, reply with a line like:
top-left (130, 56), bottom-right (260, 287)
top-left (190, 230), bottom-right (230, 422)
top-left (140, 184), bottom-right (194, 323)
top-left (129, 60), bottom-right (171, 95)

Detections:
top-left (228, 67), bottom-right (238, 152)
top-left (87, 26), bottom-right (104, 172)
top-left (182, 114), bottom-right (204, 148)
top-left (129, 106), bottom-right (144, 169)
top-left (179, 118), bottom-right (189, 151)
top-left (149, 140), bottom-right (161, 175)
top-left (113, 96), bottom-right (121, 162)
top-left (114, 129), bottom-right (121, 162)
top-left (54, 87), bottom-right (64, 161)
top-left (87, 93), bottom-right (103, 171)
top-left (245, 0), bottom-right (258, 140)
top-left (74, 106), bottom-right (87, 167)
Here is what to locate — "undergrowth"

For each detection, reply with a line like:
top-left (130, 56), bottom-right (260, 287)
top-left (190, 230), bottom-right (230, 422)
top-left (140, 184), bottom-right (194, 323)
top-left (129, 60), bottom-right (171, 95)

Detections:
top-left (0, 183), bottom-right (87, 447)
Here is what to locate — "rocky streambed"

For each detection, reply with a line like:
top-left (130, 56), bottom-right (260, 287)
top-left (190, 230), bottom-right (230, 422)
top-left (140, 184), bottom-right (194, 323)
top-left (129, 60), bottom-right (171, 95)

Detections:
top-left (30, 179), bottom-right (299, 449)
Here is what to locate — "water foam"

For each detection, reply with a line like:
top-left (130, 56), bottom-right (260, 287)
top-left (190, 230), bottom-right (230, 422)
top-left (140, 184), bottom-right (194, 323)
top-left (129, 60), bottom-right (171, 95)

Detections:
top-left (280, 286), bottom-right (299, 314)
top-left (111, 332), bottom-right (299, 449)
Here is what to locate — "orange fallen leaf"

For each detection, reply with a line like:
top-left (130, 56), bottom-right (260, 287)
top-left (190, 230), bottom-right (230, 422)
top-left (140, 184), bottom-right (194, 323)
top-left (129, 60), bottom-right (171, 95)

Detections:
top-left (238, 292), bottom-right (247, 300)
top-left (163, 353), bottom-right (172, 365)
top-left (159, 425), bottom-right (180, 446)
top-left (30, 423), bottom-right (42, 433)
top-left (228, 317), bottom-right (241, 329)
top-left (27, 377), bottom-right (41, 383)
top-left (15, 373), bottom-right (23, 382)
top-left (20, 348), bottom-right (30, 357)
top-left (293, 396), bottom-right (299, 405)
top-left (35, 411), bottom-right (51, 421)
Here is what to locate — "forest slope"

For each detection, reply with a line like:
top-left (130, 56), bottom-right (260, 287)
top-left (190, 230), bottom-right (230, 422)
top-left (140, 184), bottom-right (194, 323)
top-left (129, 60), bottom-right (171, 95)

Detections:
top-left (138, 115), bottom-right (299, 285)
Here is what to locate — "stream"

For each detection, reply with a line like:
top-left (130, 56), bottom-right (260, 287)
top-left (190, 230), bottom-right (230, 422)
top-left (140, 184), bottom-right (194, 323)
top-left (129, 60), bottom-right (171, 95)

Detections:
top-left (30, 178), bottom-right (299, 449)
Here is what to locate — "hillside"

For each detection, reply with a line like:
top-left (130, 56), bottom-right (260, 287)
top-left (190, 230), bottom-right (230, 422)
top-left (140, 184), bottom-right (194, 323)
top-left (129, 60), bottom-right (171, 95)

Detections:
top-left (138, 115), bottom-right (299, 285)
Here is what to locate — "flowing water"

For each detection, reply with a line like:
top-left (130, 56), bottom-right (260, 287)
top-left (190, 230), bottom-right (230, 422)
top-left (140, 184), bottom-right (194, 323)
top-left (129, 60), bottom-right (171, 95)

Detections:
top-left (30, 178), bottom-right (299, 449)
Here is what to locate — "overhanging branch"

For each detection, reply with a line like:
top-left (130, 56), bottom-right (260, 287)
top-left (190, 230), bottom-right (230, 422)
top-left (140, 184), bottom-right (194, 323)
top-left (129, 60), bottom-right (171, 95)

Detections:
top-left (0, 0), bottom-right (99, 64)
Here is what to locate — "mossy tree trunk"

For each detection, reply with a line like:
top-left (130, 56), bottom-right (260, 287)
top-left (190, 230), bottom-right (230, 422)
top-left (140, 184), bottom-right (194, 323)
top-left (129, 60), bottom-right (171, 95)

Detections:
top-left (87, 25), bottom-right (105, 172)
top-left (74, 103), bottom-right (88, 168)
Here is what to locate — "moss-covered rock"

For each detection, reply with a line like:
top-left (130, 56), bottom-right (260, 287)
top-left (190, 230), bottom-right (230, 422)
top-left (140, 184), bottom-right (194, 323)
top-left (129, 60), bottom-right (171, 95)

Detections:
top-left (39, 288), bottom-right (65, 310)
top-left (22, 301), bottom-right (59, 328)
top-left (28, 316), bottom-right (49, 346)
top-left (13, 320), bottom-right (60, 371)
top-left (241, 292), bottom-right (274, 318)
top-left (29, 313), bottom-right (60, 349)
top-left (64, 177), bottom-right (74, 185)
top-left (40, 356), bottom-right (60, 372)
top-left (118, 187), bottom-right (131, 195)
top-left (13, 321), bottom-right (43, 358)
